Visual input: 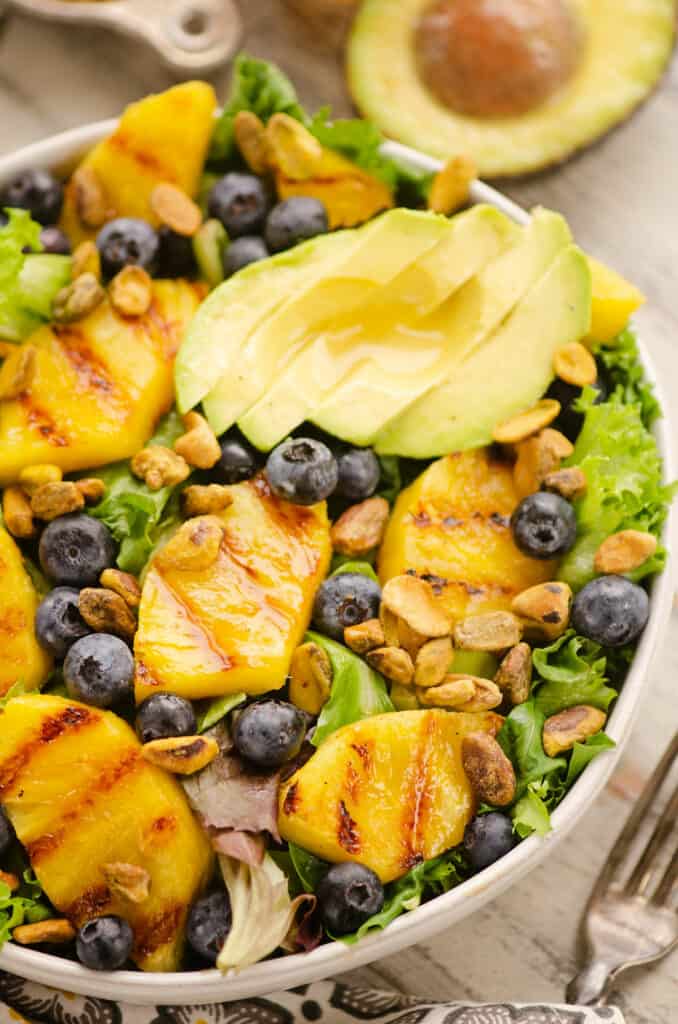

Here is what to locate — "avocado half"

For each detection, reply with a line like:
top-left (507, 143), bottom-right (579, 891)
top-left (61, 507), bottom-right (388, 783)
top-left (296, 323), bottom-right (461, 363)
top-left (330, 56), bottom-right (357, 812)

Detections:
top-left (347, 0), bottom-right (676, 177)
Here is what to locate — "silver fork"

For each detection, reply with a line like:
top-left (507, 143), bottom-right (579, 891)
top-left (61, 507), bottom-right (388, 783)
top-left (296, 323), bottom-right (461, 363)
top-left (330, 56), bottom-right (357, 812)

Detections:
top-left (567, 730), bottom-right (678, 1004)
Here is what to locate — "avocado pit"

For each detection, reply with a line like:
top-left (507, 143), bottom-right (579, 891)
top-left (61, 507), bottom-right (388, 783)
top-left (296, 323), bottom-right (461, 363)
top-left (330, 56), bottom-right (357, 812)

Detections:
top-left (415, 0), bottom-right (583, 119)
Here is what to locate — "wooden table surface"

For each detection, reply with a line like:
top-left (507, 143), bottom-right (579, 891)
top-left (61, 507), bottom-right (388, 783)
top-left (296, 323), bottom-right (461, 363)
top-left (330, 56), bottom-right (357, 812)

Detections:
top-left (0, 4), bottom-right (676, 1021)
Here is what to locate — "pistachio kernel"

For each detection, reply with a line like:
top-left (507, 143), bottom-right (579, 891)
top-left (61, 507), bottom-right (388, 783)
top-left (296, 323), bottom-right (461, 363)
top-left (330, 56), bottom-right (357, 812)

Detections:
top-left (182, 483), bottom-right (234, 518)
top-left (31, 481), bottom-right (85, 521)
top-left (289, 641), bottom-right (333, 716)
top-left (453, 610), bottom-right (523, 652)
top-left (366, 645), bottom-right (415, 686)
top-left (511, 581), bottom-right (572, 641)
top-left (414, 635), bottom-right (454, 688)
top-left (13, 919), bottom-right (76, 945)
top-left (553, 341), bottom-right (598, 387)
top-left (543, 705), bottom-right (607, 757)
top-left (109, 265), bottom-right (153, 318)
top-left (150, 182), bottom-right (202, 237)
top-left (72, 240), bottom-right (101, 281)
top-left (75, 477), bottom-right (106, 504)
top-left (156, 515), bottom-right (224, 573)
top-left (79, 587), bottom-right (137, 640)
top-left (233, 110), bottom-right (271, 175)
top-left (19, 463), bottom-right (63, 496)
top-left (594, 529), bottom-right (658, 576)
top-left (53, 273), bottom-right (106, 324)
top-left (141, 735), bottom-right (219, 774)
top-left (542, 466), bottom-right (587, 501)
top-left (100, 568), bottom-right (141, 609)
top-left (174, 411), bottom-right (221, 470)
top-left (344, 617), bottom-right (385, 654)
top-left (513, 428), bottom-right (574, 499)
top-left (461, 731), bottom-right (517, 807)
top-left (72, 165), bottom-right (110, 228)
top-left (418, 677), bottom-right (475, 708)
top-left (428, 155), bottom-right (476, 215)
top-left (131, 445), bottom-right (190, 490)
top-left (495, 642), bottom-right (532, 706)
top-left (102, 861), bottom-right (151, 904)
top-left (2, 486), bottom-right (35, 539)
top-left (381, 574), bottom-right (451, 638)
top-left (0, 343), bottom-right (37, 400)
top-left (330, 496), bottom-right (390, 556)
top-left (492, 399), bottom-right (561, 445)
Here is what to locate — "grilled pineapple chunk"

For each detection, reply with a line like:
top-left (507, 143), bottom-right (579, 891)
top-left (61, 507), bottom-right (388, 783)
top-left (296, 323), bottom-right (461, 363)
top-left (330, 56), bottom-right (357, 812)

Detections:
top-left (378, 448), bottom-right (555, 623)
top-left (0, 694), bottom-right (212, 971)
top-left (279, 709), bottom-right (502, 882)
top-left (135, 475), bottom-right (332, 702)
top-left (0, 527), bottom-right (51, 696)
top-left (61, 82), bottom-right (217, 245)
top-left (0, 280), bottom-right (204, 484)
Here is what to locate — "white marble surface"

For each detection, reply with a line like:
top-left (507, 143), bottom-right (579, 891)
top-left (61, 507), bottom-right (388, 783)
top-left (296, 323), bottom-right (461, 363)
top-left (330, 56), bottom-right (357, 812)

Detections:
top-left (0, 4), bottom-right (676, 1021)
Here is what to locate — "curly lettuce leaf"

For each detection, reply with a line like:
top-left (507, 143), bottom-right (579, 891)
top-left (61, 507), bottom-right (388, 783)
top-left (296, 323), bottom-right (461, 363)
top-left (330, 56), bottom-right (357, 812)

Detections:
top-left (210, 55), bottom-right (432, 202)
top-left (497, 700), bottom-right (566, 799)
top-left (88, 411), bottom-right (185, 574)
top-left (0, 868), bottom-right (52, 948)
top-left (511, 785), bottom-right (553, 839)
top-left (597, 328), bottom-right (661, 427)
top-left (339, 848), bottom-right (467, 944)
top-left (0, 210), bottom-right (71, 342)
top-left (558, 384), bottom-right (675, 591)
top-left (566, 732), bottom-right (616, 786)
top-left (308, 632), bottom-right (394, 747)
top-left (532, 632), bottom-right (618, 718)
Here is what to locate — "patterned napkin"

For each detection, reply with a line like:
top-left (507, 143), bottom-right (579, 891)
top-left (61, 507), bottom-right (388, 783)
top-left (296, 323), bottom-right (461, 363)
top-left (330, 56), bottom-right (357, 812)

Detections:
top-left (0, 973), bottom-right (624, 1024)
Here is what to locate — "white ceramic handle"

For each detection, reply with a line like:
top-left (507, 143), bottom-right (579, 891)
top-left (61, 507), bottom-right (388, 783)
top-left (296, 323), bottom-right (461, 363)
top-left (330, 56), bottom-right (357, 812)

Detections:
top-left (6, 0), bottom-right (242, 73)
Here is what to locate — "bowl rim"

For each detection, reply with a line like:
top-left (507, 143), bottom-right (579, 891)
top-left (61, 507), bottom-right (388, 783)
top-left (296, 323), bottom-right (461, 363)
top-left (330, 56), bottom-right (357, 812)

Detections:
top-left (0, 121), bottom-right (674, 1006)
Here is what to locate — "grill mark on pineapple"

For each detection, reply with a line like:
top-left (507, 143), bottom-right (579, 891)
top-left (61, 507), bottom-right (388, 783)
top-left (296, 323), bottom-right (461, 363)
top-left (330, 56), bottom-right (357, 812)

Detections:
top-left (134, 903), bottom-right (184, 959)
top-left (109, 130), bottom-right (176, 179)
top-left (399, 715), bottom-right (436, 870)
top-left (65, 883), bottom-right (112, 924)
top-left (150, 568), bottom-right (234, 671)
top-left (0, 706), bottom-right (98, 797)
top-left (142, 814), bottom-right (179, 850)
top-left (337, 800), bottom-right (360, 854)
top-left (20, 395), bottom-right (69, 447)
top-left (282, 782), bottom-right (300, 816)
top-left (54, 327), bottom-right (122, 405)
top-left (25, 748), bottom-right (142, 865)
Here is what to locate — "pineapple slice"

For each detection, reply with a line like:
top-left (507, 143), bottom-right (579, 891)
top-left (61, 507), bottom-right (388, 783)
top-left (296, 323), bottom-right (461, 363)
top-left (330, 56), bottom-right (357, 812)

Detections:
top-left (0, 527), bottom-right (51, 696)
top-left (135, 475), bottom-right (332, 702)
top-left (61, 82), bottom-right (217, 245)
top-left (378, 448), bottom-right (555, 623)
top-left (279, 709), bottom-right (503, 882)
top-left (0, 694), bottom-right (212, 972)
top-left (0, 280), bottom-right (205, 484)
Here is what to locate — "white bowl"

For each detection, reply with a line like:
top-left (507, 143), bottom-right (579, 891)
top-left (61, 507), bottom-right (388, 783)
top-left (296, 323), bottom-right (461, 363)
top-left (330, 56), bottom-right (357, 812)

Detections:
top-left (0, 123), bottom-right (674, 1006)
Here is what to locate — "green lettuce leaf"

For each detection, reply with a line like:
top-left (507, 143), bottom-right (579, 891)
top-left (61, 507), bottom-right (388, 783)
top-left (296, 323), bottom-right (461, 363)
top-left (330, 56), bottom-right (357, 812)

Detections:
top-left (340, 848), bottom-right (467, 944)
top-left (497, 700), bottom-right (567, 799)
top-left (0, 868), bottom-right (52, 948)
top-left (511, 785), bottom-right (553, 838)
top-left (377, 455), bottom-right (402, 504)
top-left (532, 632), bottom-right (618, 718)
top-left (308, 632), bottom-right (394, 746)
top-left (288, 843), bottom-right (327, 893)
top-left (88, 411), bottom-right (186, 574)
top-left (209, 55), bottom-right (432, 203)
top-left (558, 385), bottom-right (675, 591)
top-left (565, 732), bottom-right (616, 786)
top-left (0, 210), bottom-right (71, 342)
top-left (597, 328), bottom-right (661, 427)
top-left (330, 559), bottom-right (378, 581)
top-left (196, 692), bottom-right (246, 733)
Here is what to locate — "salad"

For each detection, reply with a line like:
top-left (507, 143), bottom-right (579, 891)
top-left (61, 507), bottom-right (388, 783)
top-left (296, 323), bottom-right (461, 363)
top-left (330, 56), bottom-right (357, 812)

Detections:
top-left (0, 55), bottom-right (673, 976)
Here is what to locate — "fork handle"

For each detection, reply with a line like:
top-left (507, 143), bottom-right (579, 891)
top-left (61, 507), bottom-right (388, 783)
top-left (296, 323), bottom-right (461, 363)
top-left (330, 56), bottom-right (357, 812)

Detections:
top-left (566, 960), bottom-right (618, 1005)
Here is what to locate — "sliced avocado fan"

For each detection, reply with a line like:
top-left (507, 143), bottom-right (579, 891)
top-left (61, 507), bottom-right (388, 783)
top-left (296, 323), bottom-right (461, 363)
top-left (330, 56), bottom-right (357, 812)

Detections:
top-left (348, 0), bottom-right (675, 177)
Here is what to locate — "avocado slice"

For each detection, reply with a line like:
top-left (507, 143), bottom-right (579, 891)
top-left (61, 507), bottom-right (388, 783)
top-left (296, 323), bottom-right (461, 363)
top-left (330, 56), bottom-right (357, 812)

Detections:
top-left (310, 207), bottom-right (572, 448)
top-left (238, 204), bottom-right (516, 451)
top-left (377, 244), bottom-right (592, 457)
top-left (348, 0), bottom-right (675, 177)
top-left (175, 230), bottom-right (349, 416)
top-left (203, 209), bottom-right (449, 437)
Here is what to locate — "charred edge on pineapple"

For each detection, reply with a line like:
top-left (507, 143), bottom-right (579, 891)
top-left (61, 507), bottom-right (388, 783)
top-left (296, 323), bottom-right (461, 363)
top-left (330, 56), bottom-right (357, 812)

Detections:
top-left (0, 706), bottom-right (97, 796)
top-left (25, 749), bottom-right (143, 865)
top-left (22, 396), bottom-right (69, 446)
top-left (147, 571), bottom-right (235, 671)
top-left (399, 714), bottom-right (436, 871)
top-left (54, 327), bottom-right (119, 397)
top-left (133, 903), bottom-right (184, 960)
top-left (283, 782), bottom-right (300, 816)
top-left (65, 883), bottom-right (112, 924)
top-left (141, 814), bottom-right (179, 850)
top-left (337, 800), bottom-right (361, 854)
top-left (252, 475), bottom-right (325, 571)
top-left (350, 742), bottom-right (372, 771)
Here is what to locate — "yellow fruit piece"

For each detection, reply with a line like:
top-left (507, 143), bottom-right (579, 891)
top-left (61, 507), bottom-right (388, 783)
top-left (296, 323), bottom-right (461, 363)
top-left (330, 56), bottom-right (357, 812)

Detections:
top-left (135, 476), bottom-right (332, 702)
top-left (275, 143), bottom-right (394, 229)
top-left (378, 448), bottom-right (555, 623)
top-left (586, 256), bottom-right (645, 345)
top-left (0, 527), bottom-right (52, 696)
top-left (279, 708), bottom-right (502, 882)
top-left (0, 694), bottom-right (212, 971)
top-left (61, 82), bottom-right (217, 245)
top-left (0, 280), bottom-right (204, 484)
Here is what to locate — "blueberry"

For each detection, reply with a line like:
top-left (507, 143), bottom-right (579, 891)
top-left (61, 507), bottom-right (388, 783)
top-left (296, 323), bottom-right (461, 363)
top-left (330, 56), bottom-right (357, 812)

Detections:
top-left (208, 173), bottom-right (271, 238)
top-left (224, 235), bottom-right (269, 276)
top-left (157, 226), bottom-right (196, 278)
top-left (546, 373), bottom-right (608, 441)
top-left (232, 699), bottom-right (306, 770)
top-left (0, 807), bottom-right (15, 857)
top-left (136, 693), bottom-right (197, 743)
top-left (2, 169), bottom-right (63, 225)
top-left (186, 891), bottom-right (232, 964)
top-left (76, 915), bottom-right (133, 971)
top-left (312, 573), bottom-right (381, 641)
top-left (96, 218), bottom-right (160, 279)
top-left (214, 432), bottom-right (260, 484)
top-left (511, 492), bottom-right (577, 560)
top-left (572, 574), bottom-right (650, 647)
top-left (266, 437), bottom-right (338, 506)
top-left (35, 586), bottom-right (90, 659)
top-left (464, 812), bottom-right (517, 872)
top-left (64, 633), bottom-right (134, 708)
top-left (335, 447), bottom-right (381, 501)
top-left (316, 863), bottom-right (384, 935)
top-left (39, 226), bottom-right (71, 255)
top-left (39, 513), bottom-right (116, 586)
top-left (265, 197), bottom-right (329, 253)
